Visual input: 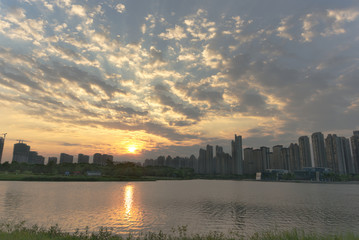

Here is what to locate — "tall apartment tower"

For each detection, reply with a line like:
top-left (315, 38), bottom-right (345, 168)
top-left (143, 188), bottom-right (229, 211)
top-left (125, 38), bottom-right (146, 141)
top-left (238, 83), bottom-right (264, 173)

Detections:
top-left (12, 141), bottom-right (30, 163)
top-left (298, 136), bottom-right (312, 168)
top-left (60, 153), bottom-right (74, 164)
top-left (325, 134), bottom-right (346, 174)
top-left (260, 146), bottom-right (271, 170)
top-left (198, 148), bottom-right (207, 174)
top-left (272, 145), bottom-right (283, 169)
top-left (340, 137), bottom-right (355, 174)
top-left (206, 144), bottom-right (214, 174)
top-left (280, 147), bottom-right (290, 171)
top-left (231, 134), bottom-right (243, 175)
top-left (289, 143), bottom-right (301, 171)
top-left (0, 135), bottom-right (5, 163)
top-left (78, 154), bottom-right (90, 164)
top-left (351, 131), bottom-right (359, 174)
top-left (311, 132), bottom-right (327, 167)
top-left (243, 147), bottom-right (256, 174)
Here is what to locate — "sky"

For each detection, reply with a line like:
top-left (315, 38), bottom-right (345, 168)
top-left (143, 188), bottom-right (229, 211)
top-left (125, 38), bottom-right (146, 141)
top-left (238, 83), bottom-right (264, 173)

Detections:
top-left (0, 0), bottom-right (359, 162)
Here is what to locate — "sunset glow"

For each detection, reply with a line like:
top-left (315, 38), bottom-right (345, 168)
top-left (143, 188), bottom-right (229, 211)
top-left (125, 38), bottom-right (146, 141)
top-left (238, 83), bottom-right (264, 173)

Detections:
top-left (127, 146), bottom-right (137, 154)
top-left (0, 0), bottom-right (358, 162)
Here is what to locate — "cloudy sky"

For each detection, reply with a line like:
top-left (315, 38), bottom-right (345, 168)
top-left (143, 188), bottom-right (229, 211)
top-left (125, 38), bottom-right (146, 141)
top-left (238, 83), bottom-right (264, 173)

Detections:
top-left (0, 0), bottom-right (359, 162)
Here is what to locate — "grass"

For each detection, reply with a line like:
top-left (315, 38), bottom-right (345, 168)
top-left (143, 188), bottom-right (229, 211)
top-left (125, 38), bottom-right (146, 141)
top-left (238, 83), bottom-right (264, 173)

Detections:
top-left (0, 222), bottom-right (358, 240)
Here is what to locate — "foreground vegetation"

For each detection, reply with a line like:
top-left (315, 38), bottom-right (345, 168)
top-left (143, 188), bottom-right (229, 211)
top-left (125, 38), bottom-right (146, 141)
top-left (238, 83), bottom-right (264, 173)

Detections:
top-left (0, 223), bottom-right (358, 240)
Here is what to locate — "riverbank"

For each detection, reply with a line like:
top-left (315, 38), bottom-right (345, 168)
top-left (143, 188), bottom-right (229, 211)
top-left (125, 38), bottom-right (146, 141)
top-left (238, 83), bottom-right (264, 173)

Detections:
top-left (0, 223), bottom-right (358, 240)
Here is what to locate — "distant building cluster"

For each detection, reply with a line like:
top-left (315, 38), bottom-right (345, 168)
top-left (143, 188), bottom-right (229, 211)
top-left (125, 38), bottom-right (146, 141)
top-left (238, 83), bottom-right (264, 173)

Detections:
top-left (145, 135), bottom-right (244, 175)
top-left (1, 131), bottom-right (359, 176)
top-left (0, 139), bottom-right (113, 165)
top-left (12, 140), bottom-right (45, 165)
top-left (144, 131), bottom-right (359, 175)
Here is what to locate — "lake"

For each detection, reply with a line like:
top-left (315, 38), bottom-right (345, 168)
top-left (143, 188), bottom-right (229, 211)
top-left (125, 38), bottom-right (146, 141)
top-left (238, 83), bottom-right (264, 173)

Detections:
top-left (0, 180), bottom-right (358, 236)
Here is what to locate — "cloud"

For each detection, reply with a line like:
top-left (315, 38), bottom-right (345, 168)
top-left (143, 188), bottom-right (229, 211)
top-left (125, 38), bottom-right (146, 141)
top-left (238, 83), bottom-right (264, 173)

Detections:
top-left (277, 17), bottom-right (293, 40)
top-left (153, 83), bottom-right (202, 120)
top-left (69, 5), bottom-right (86, 17)
top-left (115, 4), bottom-right (125, 13)
top-left (159, 25), bottom-right (187, 40)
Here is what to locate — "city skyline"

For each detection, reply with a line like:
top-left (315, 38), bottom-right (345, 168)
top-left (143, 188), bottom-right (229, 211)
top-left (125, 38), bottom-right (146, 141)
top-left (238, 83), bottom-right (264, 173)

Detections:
top-left (1, 0), bottom-right (359, 162)
top-left (2, 130), bottom-right (359, 175)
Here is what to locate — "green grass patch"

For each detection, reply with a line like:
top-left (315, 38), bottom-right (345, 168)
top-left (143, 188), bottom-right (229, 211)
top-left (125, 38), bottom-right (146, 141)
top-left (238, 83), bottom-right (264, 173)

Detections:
top-left (0, 222), bottom-right (358, 240)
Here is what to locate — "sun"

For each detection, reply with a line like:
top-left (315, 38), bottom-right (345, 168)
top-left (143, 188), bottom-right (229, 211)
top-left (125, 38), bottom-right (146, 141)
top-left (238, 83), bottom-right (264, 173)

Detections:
top-left (127, 146), bottom-right (137, 154)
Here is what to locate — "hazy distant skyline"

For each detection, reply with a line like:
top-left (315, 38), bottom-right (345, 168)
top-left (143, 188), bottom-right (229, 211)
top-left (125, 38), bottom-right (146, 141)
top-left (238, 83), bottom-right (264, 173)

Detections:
top-left (0, 0), bottom-right (359, 162)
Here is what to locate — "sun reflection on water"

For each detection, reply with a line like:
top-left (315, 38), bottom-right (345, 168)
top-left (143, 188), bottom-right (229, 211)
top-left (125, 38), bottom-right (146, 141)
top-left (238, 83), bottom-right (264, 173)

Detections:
top-left (124, 185), bottom-right (133, 218)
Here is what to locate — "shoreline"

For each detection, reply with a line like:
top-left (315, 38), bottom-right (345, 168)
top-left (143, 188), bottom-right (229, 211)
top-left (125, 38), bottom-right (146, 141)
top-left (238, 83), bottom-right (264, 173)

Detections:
top-left (1, 173), bottom-right (359, 184)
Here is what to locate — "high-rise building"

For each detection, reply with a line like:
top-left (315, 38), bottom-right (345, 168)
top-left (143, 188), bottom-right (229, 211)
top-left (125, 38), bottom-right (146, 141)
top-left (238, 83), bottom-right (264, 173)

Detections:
top-left (244, 147), bottom-right (256, 174)
top-left (93, 153), bottom-right (113, 165)
top-left (60, 153), bottom-right (74, 164)
top-left (260, 146), bottom-right (270, 170)
top-left (28, 151), bottom-right (39, 164)
top-left (231, 134), bottom-right (243, 175)
top-left (253, 149), bottom-right (263, 172)
top-left (289, 143), bottom-right (300, 172)
top-left (48, 157), bottom-right (58, 164)
top-left (325, 134), bottom-right (346, 174)
top-left (198, 148), bottom-right (206, 174)
top-left (12, 141), bottom-right (30, 163)
top-left (206, 144), bottom-right (214, 174)
top-left (341, 137), bottom-right (355, 174)
top-left (0, 133), bottom-right (6, 164)
top-left (272, 145), bottom-right (283, 169)
top-left (280, 147), bottom-right (290, 171)
top-left (311, 132), bottom-right (327, 167)
top-left (351, 131), bottom-right (359, 174)
top-left (0, 135), bottom-right (5, 163)
top-left (298, 136), bottom-right (312, 168)
top-left (78, 154), bottom-right (89, 164)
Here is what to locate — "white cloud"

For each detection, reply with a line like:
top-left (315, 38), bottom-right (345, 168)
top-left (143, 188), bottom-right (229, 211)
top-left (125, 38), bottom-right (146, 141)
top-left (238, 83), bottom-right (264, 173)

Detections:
top-left (277, 17), bottom-right (293, 40)
top-left (159, 25), bottom-right (187, 40)
top-left (301, 13), bottom-right (317, 42)
top-left (323, 9), bottom-right (359, 36)
top-left (115, 4), bottom-right (125, 13)
top-left (69, 5), bottom-right (86, 17)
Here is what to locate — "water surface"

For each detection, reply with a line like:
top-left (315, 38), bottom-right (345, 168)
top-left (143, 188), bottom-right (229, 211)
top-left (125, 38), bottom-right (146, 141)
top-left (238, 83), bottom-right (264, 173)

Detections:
top-left (0, 180), bottom-right (358, 236)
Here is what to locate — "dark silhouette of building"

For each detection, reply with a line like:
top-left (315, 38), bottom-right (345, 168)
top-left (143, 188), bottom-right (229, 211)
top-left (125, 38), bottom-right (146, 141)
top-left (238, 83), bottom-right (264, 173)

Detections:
top-left (231, 134), bottom-right (243, 175)
top-left (244, 147), bottom-right (256, 174)
top-left (206, 144), bottom-right (214, 174)
top-left (341, 137), bottom-right (355, 174)
top-left (198, 148), bottom-right (206, 174)
top-left (0, 134), bottom-right (5, 163)
top-left (93, 153), bottom-right (113, 165)
top-left (12, 141), bottom-right (30, 163)
top-left (351, 131), bottom-right (359, 174)
top-left (272, 145), bottom-right (283, 169)
top-left (78, 154), bottom-right (90, 164)
top-left (28, 151), bottom-right (44, 164)
top-left (48, 157), bottom-right (58, 164)
top-left (298, 136), bottom-right (312, 168)
top-left (289, 143), bottom-right (300, 172)
top-left (312, 132), bottom-right (327, 167)
top-left (60, 153), bottom-right (74, 164)
top-left (280, 147), bottom-right (290, 171)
